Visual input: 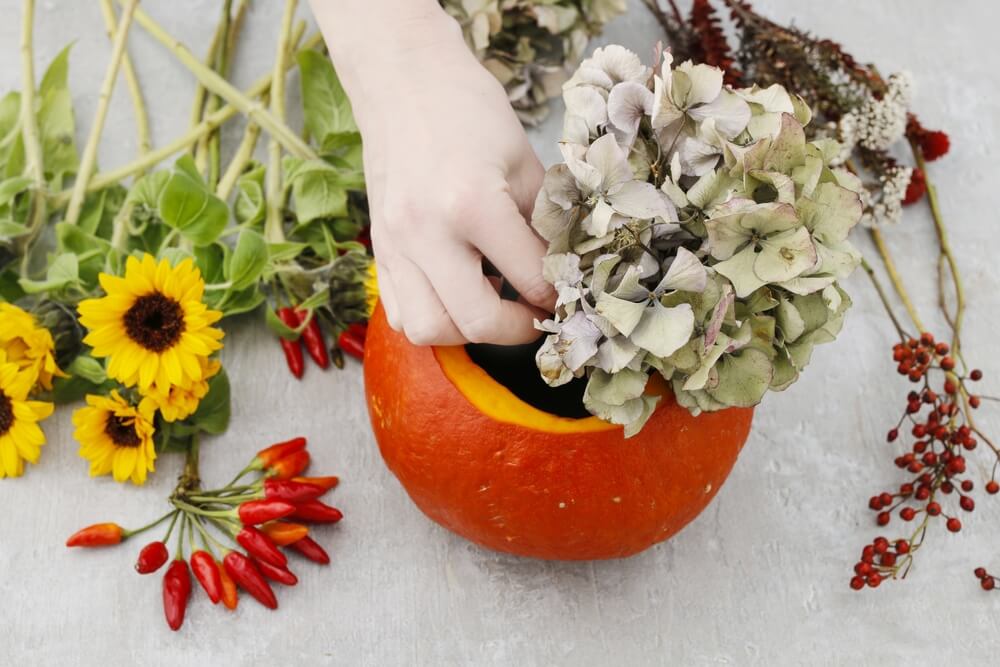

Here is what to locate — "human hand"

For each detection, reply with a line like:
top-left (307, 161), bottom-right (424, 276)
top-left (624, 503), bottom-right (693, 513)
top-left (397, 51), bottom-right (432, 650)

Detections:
top-left (310, 1), bottom-right (555, 345)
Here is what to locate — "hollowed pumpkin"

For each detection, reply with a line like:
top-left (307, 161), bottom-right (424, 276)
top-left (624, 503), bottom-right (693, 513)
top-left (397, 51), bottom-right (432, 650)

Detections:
top-left (364, 305), bottom-right (753, 560)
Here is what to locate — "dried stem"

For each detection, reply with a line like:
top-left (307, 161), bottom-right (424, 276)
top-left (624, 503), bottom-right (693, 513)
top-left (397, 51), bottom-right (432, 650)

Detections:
top-left (860, 257), bottom-right (908, 340)
top-left (869, 225), bottom-right (926, 334)
top-left (51, 33), bottom-right (324, 207)
top-left (216, 117), bottom-right (262, 200)
top-left (124, 2), bottom-right (318, 160)
top-left (265, 0), bottom-right (298, 244)
top-left (65, 0), bottom-right (138, 226)
top-left (98, 0), bottom-right (150, 164)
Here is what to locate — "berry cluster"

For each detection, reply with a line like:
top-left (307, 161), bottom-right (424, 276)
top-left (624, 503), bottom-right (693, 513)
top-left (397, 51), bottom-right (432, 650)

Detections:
top-left (849, 333), bottom-right (996, 590)
top-left (974, 567), bottom-right (999, 591)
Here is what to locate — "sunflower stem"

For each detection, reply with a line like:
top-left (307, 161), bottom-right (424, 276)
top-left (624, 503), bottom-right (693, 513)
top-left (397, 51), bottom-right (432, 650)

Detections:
top-left (98, 0), bottom-right (151, 166)
top-left (196, 0), bottom-right (234, 186)
top-left (65, 0), bottom-right (138, 227)
top-left (18, 0), bottom-right (46, 277)
top-left (124, 2), bottom-right (317, 160)
top-left (50, 33), bottom-right (324, 208)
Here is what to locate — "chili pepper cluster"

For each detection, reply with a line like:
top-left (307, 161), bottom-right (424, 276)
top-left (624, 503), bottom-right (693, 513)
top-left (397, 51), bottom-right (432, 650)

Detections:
top-left (66, 437), bottom-right (341, 631)
top-left (276, 308), bottom-right (369, 378)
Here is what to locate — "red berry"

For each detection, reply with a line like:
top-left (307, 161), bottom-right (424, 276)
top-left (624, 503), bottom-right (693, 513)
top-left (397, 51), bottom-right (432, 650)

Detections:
top-left (873, 537), bottom-right (889, 553)
top-left (919, 130), bottom-right (950, 161)
top-left (944, 380), bottom-right (957, 394)
top-left (960, 496), bottom-right (975, 512)
top-left (926, 502), bottom-right (941, 516)
top-left (962, 480), bottom-right (974, 492)
top-left (982, 578), bottom-right (996, 591)
top-left (866, 573), bottom-right (883, 588)
top-left (915, 487), bottom-right (931, 501)
top-left (975, 567), bottom-right (987, 579)
top-left (934, 342), bottom-right (950, 355)
top-left (987, 480), bottom-right (1000, 495)
top-left (940, 357), bottom-right (955, 371)
top-left (896, 540), bottom-right (910, 554)
top-left (970, 369), bottom-right (983, 381)
top-left (855, 562), bottom-right (872, 576)
top-left (869, 496), bottom-right (882, 510)
top-left (887, 428), bottom-right (899, 442)
top-left (920, 332), bottom-right (935, 346)
top-left (850, 576), bottom-right (865, 591)
top-left (900, 507), bottom-right (916, 521)
top-left (877, 512), bottom-right (891, 526)
top-left (946, 517), bottom-right (962, 532)
top-left (970, 396), bottom-right (981, 409)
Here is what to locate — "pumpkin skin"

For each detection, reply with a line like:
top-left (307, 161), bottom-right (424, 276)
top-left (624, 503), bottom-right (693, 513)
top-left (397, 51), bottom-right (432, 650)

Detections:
top-left (364, 305), bottom-right (754, 560)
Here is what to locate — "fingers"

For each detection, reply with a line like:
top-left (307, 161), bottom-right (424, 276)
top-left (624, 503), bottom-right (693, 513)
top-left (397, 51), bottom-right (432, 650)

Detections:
top-left (467, 195), bottom-right (557, 313)
top-left (374, 259), bottom-right (401, 329)
top-left (509, 151), bottom-right (546, 223)
top-left (388, 256), bottom-right (467, 346)
top-left (419, 241), bottom-right (546, 345)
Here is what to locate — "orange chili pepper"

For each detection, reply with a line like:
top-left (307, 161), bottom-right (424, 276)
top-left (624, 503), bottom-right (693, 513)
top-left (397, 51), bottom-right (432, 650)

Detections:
top-left (260, 521), bottom-right (310, 547)
top-left (291, 475), bottom-right (339, 492)
top-left (218, 561), bottom-right (239, 611)
top-left (268, 450), bottom-right (311, 480)
top-left (66, 522), bottom-right (125, 548)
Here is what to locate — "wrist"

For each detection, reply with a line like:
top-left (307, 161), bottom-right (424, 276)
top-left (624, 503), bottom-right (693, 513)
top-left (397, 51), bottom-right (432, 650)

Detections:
top-left (308, 0), bottom-right (466, 110)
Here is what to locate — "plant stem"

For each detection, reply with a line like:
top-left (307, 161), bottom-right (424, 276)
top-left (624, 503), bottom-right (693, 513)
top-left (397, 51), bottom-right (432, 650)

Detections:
top-left (216, 116), bottom-right (262, 199)
top-left (98, 0), bottom-right (151, 165)
top-left (125, 2), bottom-right (318, 160)
top-left (195, 0), bottom-right (233, 183)
top-left (265, 0), bottom-right (298, 244)
top-left (50, 33), bottom-right (324, 207)
top-left (911, 141), bottom-right (966, 364)
top-left (18, 0), bottom-right (46, 275)
top-left (65, 0), bottom-right (138, 226)
top-left (188, 10), bottom-right (228, 152)
top-left (860, 257), bottom-right (908, 340)
top-left (868, 225), bottom-right (926, 334)
top-left (123, 509), bottom-right (178, 539)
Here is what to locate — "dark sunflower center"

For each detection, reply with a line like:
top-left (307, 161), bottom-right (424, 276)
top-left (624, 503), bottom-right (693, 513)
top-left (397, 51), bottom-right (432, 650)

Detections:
top-left (124, 292), bottom-right (185, 352)
top-left (105, 414), bottom-right (142, 448)
top-left (0, 391), bottom-right (13, 437)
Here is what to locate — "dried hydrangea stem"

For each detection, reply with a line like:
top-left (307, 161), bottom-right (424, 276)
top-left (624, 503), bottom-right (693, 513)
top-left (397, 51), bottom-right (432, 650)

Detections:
top-left (912, 141), bottom-right (966, 363)
top-left (869, 226), bottom-right (926, 333)
top-left (98, 0), bottom-right (151, 164)
top-left (65, 0), bottom-right (138, 227)
top-left (265, 0), bottom-right (298, 244)
top-left (51, 33), bottom-right (324, 208)
top-left (18, 0), bottom-right (46, 252)
top-left (860, 258), bottom-right (908, 340)
top-left (124, 2), bottom-right (317, 160)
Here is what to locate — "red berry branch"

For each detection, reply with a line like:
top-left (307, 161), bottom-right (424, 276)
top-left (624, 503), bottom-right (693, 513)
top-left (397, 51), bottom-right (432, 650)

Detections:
top-left (67, 436), bottom-right (342, 630)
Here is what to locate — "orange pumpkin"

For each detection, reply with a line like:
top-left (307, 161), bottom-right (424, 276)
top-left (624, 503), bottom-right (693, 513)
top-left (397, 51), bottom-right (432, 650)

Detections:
top-left (364, 305), bottom-right (754, 560)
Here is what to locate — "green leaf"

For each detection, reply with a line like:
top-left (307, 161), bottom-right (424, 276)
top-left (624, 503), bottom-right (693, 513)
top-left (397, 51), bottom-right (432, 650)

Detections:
top-left (0, 267), bottom-right (25, 302)
top-left (265, 304), bottom-right (300, 340)
top-left (127, 170), bottom-right (170, 208)
top-left (194, 242), bottom-right (228, 285)
top-left (173, 154), bottom-right (204, 183)
top-left (298, 50), bottom-right (357, 142)
top-left (0, 91), bottom-right (21, 162)
top-left (158, 246), bottom-right (193, 266)
top-left (67, 353), bottom-right (107, 384)
top-left (19, 252), bottom-right (79, 294)
top-left (158, 169), bottom-right (229, 246)
top-left (267, 241), bottom-right (307, 263)
top-left (55, 222), bottom-right (112, 290)
top-left (0, 220), bottom-right (29, 239)
top-left (37, 45), bottom-right (79, 180)
top-left (227, 228), bottom-right (268, 290)
top-left (217, 285), bottom-right (265, 316)
top-left (190, 368), bottom-right (230, 435)
top-left (50, 374), bottom-right (112, 405)
top-left (0, 176), bottom-right (32, 208)
top-left (234, 163), bottom-right (266, 226)
top-left (77, 185), bottom-right (126, 238)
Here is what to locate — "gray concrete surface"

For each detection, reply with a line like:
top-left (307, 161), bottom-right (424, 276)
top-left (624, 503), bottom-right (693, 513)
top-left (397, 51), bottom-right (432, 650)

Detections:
top-left (1, 1), bottom-right (999, 664)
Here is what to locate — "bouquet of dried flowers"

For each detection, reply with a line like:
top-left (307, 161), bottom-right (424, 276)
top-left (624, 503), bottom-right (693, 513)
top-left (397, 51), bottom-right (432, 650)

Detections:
top-left (531, 44), bottom-right (863, 435)
top-left (645, 0), bottom-right (998, 592)
top-left (442, 0), bottom-right (627, 124)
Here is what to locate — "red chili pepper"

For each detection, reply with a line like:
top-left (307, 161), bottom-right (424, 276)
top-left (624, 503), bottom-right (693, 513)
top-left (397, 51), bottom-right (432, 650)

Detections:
top-left (189, 550), bottom-right (223, 605)
top-left (253, 558), bottom-right (298, 586)
top-left (236, 526), bottom-right (288, 568)
top-left (291, 475), bottom-right (339, 492)
top-left (66, 522), bottom-right (125, 548)
top-left (291, 499), bottom-right (344, 524)
top-left (223, 551), bottom-right (277, 610)
top-left (162, 559), bottom-right (192, 631)
top-left (135, 540), bottom-right (169, 574)
top-left (219, 562), bottom-right (238, 610)
top-left (295, 308), bottom-right (330, 369)
top-left (252, 436), bottom-right (307, 470)
top-left (268, 450), bottom-right (311, 480)
top-left (337, 323), bottom-right (367, 360)
top-left (260, 521), bottom-right (310, 547)
top-left (238, 499), bottom-right (297, 525)
top-left (277, 307), bottom-right (305, 378)
top-left (288, 536), bottom-right (330, 565)
top-left (264, 479), bottom-right (325, 503)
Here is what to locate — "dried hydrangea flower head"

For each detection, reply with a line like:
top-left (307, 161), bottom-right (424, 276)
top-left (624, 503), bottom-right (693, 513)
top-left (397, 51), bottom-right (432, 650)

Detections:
top-left (532, 45), bottom-right (865, 435)
top-left (441, 0), bottom-right (628, 124)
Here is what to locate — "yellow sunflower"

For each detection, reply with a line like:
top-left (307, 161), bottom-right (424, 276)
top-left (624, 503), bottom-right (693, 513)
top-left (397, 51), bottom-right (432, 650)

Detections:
top-left (140, 357), bottom-right (221, 422)
top-left (364, 261), bottom-right (379, 317)
top-left (0, 349), bottom-right (54, 479)
top-left (0, 302), bottom-right (66, 390)
top-left (77, 254), bottom-right (224, 394)
top-left (73, 390), bottom-right (156, 485)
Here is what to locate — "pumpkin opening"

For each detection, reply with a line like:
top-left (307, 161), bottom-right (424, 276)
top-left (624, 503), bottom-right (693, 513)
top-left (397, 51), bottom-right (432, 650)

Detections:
top-left (465, 340), bottom-right (591, 419)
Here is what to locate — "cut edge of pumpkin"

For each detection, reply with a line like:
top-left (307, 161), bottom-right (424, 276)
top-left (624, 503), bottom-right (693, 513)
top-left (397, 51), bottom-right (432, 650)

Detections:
top-left (434, 344), bottom-right (654, 435)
